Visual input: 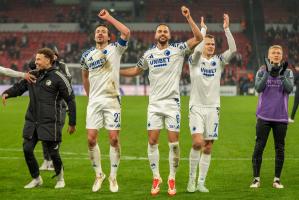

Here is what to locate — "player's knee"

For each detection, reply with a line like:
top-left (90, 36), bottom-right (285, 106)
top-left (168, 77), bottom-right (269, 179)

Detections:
top-left (149, 138), bottom-right (158, 145)
top-left (255, 142), bottom-right (266, 153)
top-left (275, 143), bottom-right (285, 153)
top-left (23, 145), bottom-right (33, 155)
top-left (192, 142), bottom-right (202, 150)
top-left (203, 144), bottom-right (213, 154)
top-left (87, 136), bottom-right (97, 147)
top-left (109, 137), bottom-right (119, 147)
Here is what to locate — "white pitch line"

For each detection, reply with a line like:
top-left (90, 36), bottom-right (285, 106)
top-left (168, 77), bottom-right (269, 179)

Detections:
top-left (1, 148), bottom-right (299, 161)
top-left (1, 156), bottom-right (299, 161)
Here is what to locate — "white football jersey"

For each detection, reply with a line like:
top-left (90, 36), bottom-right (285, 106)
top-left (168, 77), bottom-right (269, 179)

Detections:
top-left (80, 39), bottom-right (127, 100)
top-left (188, 54), bottom-right (226, 107)
top-left (189, 27), bottom-right (236, 108)
top-left (137, 42), bottom-right (189, 103)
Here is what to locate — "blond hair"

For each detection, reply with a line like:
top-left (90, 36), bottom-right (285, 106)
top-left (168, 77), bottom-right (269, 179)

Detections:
top-left (268, 45), bottom-right (283, 54)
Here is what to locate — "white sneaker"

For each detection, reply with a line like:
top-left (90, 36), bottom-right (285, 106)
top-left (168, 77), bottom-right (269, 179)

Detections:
top-left (197, 184), bottom-right (209, 192)
top-left (47, 160), bottom-right (54, 171)
top-left (288, 118), bottom-right (295, 123)
top-left (39, 160), bottom-right (49, 171)
top-left (92, 173), bottom-right (106, 192)
top-left (55, 180), bottom-right (65, 189)
top-left (108, 176), bottom-right (119, 193)
top-left (273, 180), bottom-right (284, 189)
top-left (55, 168), bottom-right (65, 189)
top-left (250, 178), bottom-right (260, 188)
top-left (24, 176), bottom-right (43, 189)
top-left (187, 178), bottom-right (196, 193)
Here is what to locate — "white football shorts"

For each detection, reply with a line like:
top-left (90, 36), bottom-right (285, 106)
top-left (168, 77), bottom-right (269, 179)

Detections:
top-left (189, 106), bottom-right (220, 140)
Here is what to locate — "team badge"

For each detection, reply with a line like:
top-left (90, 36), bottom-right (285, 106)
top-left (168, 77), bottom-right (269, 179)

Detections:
top-left (211, 61), bottom-right (216, 66)
top-left (103, 49), bottom-right (108, 54)
top-left (164, 50), bottom-right (170, 56)
top-left (46, 80), bottom-right (52, 86)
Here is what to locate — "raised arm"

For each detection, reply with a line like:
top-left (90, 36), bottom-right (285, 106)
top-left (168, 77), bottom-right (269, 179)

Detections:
top-left (221, 14), bottom-right (237, 63)
top-left (98, 9), bottom-right (130, 41)
top-left (190, 17), bottom-right (207, 64)
top-left (181, 6), bottom-right (203, 50)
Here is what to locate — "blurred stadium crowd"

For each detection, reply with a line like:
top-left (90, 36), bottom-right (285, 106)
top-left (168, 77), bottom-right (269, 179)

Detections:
top-left (0, 0), bottom-right (298, 95)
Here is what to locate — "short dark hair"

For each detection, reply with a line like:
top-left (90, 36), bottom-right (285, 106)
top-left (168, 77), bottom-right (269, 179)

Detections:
top-left (205, 34), bottom-right (215, 39)
top-left (94, 23), bottom-right (111, 38)
top-left (155, 23), bottom-right (171, 32)
top-left (37, 48), bottom-right (55, 63)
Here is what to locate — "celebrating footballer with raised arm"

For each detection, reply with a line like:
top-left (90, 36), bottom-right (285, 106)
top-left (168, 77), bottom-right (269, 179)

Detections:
top-left (120, 6), bottom-right (202, 196)
top-left (186, 14), bottom-right (236, 193)
top-left (80, 9), bottom-right (130, 193)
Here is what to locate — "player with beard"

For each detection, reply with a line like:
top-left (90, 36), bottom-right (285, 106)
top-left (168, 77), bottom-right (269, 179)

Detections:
top-left (80, 9), bottom-right (130, 193)
top-left (120, 6), bottom-right (202, 196)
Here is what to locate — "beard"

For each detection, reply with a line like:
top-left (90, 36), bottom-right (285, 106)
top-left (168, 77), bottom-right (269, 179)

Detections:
top-left (157, 37), bottom-right (168, 45)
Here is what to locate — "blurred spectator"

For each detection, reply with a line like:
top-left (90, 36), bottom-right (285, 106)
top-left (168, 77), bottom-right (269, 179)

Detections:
top-left (21, 34), bottom-right (28, 48)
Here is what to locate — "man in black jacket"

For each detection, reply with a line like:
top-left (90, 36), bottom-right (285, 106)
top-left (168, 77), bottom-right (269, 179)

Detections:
top-left (1, 48), bottom-right (76, 189)
top-left (35, 47), bottom-right (73, 171)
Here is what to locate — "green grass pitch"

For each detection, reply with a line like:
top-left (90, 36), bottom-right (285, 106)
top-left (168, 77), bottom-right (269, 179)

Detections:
top-left (0, 96), bottom-right (298, 199)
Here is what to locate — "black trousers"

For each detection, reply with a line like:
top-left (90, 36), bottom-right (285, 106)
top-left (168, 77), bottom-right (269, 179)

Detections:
top-left (23, 130), bottom-right (63, 178)
top-left (42, 107), bottom-right (66, 161)
top-left (252, 118), bottom-right (287, 178)
top-left (291, 89), bottom-right (299, 120)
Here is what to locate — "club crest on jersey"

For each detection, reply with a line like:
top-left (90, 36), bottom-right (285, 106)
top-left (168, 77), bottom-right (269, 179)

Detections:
top-left (102, 49), bottom-right (108, 55)
top-left (164, 50), bottom-right (170, 56)
top-left (46, 80), bottom-right (52, 86)
top-left (211, 61), bottom-right (217, 66)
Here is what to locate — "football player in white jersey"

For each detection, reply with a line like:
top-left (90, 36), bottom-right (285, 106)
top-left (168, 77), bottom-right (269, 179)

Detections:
top-left (187, 14), bottom-right (236, 193)
top-left (80, 9), bottom-right (130, 193)
top-left (120, 6), bottom-right (202, 196)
